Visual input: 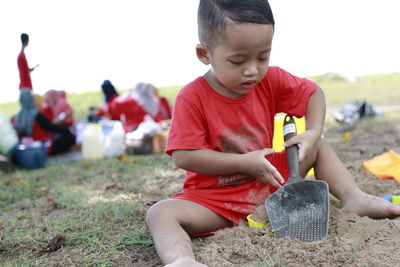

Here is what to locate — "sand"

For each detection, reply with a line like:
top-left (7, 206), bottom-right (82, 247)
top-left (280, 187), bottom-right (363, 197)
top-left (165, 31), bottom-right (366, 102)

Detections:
top-left (131, 118), bottom-right (400, 266)
top-left (189, 119), bottom-right (400, 266)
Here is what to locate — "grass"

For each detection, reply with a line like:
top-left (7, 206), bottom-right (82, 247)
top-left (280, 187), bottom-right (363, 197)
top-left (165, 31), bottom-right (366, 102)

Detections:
top-left (0, 155), bottom-right (173, 266)
top-left (310, 72), bottom-right (400, 107)
top-left (1, 73), bottom-right (399, 121)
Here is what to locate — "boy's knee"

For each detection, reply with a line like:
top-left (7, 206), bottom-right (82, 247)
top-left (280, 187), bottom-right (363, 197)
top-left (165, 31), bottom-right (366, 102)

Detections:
top-left (146, 199), bottom-right (177, 225)
top-left (304, 137), bottom-right (334, 171)
top-left (311, 136), bottom-right (329, 158)
top-left (299, 138), bottom-right (326, 176)
top-left (316, 136), bottom-right (331, 154)
top-left (146, 200), bottom-right (164, 222)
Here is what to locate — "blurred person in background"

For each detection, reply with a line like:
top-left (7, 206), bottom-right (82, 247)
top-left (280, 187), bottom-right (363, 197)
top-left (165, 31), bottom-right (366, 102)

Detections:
top-left (152, 85), bottom-right (172, 120)
top-left (41, 89), bottom-right (59, 121)
top-left (53, 90), bottom-right (75, 126)
top-left (17, 33), bottom-right (38, 90)
top-left (87, 80), bottom-right (119, 122)
top-left (40, 89), bottom-right (75, 126)
top-left (110, 82), bottom-right (171, 132)
top-left (13, 90), bottom-right (75, 155)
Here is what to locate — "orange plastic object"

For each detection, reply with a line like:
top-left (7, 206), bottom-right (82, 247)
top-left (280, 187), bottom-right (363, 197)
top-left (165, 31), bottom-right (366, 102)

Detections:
top-left (363, 150), bottom-right (400, 182)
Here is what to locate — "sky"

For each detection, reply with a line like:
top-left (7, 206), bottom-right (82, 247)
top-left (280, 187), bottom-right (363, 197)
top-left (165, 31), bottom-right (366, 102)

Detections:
top-left (1, 0), bottom-right (399, 104)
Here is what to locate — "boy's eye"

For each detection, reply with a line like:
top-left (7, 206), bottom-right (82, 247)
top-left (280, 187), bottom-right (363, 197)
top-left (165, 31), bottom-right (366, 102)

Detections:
top-left (228, 60), bottom-right (243, 65)
top-left (258, 57), bottom-right (269, 61)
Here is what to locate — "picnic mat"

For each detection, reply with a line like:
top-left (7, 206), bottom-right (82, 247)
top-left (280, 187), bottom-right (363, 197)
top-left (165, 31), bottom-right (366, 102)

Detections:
top-left (363, 150), bottom-right (400, 182)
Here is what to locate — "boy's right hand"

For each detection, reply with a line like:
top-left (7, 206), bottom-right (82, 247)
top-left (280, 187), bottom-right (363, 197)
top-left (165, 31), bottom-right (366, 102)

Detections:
top-left (241, 148), bottom-right (285, 188)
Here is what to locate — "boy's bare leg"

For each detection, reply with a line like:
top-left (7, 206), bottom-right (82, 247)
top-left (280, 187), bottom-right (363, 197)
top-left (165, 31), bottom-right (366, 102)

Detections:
top-left (300, 138), bottom-right (400, 218)
top-left (146, 199), bottom-right (232, 266)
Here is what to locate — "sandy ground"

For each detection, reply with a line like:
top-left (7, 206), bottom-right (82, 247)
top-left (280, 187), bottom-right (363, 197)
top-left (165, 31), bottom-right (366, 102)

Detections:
top-left (133, 118), bottom-right (400, 267)
top-left (7, 118), bottom-right (397, 266)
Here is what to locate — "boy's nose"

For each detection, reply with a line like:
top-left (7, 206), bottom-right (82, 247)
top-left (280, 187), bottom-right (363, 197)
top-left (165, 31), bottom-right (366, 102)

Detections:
top-left (243, 63), bottom-right (258, 77)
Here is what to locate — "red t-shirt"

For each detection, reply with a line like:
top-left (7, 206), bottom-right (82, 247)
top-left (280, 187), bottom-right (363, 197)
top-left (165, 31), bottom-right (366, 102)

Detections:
top-left (41, 105), bottom-right (54, 121)
top-left (159, 97), bottom-right (172, 120)
top-left (17, 51), bottom-right (32, 90)
top-left (166, 66), bottom-right (317, 224)
top-left (31, 121), bottom-right (53, 149)
top-left (96, 94), bottom-right (118, 118)
top-left (110, 94), bottom-right (167, 132)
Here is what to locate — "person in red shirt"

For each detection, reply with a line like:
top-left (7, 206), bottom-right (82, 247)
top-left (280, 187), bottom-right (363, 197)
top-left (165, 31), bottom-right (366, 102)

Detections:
top-left (17, 33), bottom-right (38, 90)
top-left (40, 89), bottom-right (75, 127)
top-left (146, 1), bottom-right (400, 266)
top-left (53, 90), bottom-right (75, 127)
top-left (13, 90), bottom-right (75, 155)
top-left (87, 80), bottom-right (119, 123)
top-left (110, 82), bottom-right (170, 132)
top-left (152, 85), bottom-right (172, 120)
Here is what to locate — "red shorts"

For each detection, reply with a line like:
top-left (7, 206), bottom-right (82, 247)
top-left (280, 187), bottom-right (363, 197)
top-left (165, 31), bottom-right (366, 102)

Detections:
top-left (173, 150), bottom-right (289, 225)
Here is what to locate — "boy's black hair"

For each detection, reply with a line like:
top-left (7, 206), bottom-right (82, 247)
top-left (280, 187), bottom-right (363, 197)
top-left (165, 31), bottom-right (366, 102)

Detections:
top-left (21, 33), bottom-right (29, 45)
top-left (198, 0), bottom-right (275, 48)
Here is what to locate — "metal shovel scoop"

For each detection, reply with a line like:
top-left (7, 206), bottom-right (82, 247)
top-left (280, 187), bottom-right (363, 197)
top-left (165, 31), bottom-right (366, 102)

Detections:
top-left (265, 115), bottom-right (329, 242)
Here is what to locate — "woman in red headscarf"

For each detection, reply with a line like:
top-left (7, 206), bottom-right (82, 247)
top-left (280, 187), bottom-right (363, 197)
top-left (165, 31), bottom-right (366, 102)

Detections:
top-left (41, 89), bottom-right (58, 120)
top-left (53, 90), bottom-right (75, 126)
top-left (41, 90), bottom-right (74, 127)
top-left (109, 82), bottom-right (172, 132)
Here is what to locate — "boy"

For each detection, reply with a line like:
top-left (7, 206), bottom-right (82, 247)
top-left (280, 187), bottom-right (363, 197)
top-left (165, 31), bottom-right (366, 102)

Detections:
top-left (146, 1), bottom-right (400, 266)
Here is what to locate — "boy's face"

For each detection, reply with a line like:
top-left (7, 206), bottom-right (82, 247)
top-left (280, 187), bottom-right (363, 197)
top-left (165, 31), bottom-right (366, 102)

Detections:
top-left (200, 23), bottom-right (274, 98)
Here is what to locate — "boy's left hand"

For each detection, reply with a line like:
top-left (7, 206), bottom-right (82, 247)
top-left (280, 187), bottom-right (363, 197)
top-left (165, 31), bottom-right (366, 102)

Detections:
top-left (283, 129), bottom-right (320, 163)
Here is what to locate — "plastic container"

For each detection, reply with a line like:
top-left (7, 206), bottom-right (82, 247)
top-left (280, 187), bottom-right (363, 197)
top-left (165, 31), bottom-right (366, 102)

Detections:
top-left (75, 121), bottom-right (86, 144)
top-left (247, 214), bottom-right (267, 228)
top-left (382, 195), bottom-right (400, 204)
top-left (393, 196), bottom-right (400, 204)
top-left (104, 121), bottom-right (125, 157)
top-left (98, 120), bottom-right (116, 138)
top-left (272, 115), bottom-right (315, 176)
top-left (15, 141), bottom-right (49, 169)
top-left (82, 123), bottom-right (105, 159)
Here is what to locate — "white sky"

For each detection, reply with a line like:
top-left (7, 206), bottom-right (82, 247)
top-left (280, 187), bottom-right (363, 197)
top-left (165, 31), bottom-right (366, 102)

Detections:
top-left (1, 0), bottom-right (399, 104)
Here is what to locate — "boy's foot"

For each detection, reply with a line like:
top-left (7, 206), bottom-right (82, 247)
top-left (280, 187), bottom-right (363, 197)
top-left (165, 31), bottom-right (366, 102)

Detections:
top-left (343, 192), bottom-right (400, 218)
top-left (165, 257), bottom-right (208, 267)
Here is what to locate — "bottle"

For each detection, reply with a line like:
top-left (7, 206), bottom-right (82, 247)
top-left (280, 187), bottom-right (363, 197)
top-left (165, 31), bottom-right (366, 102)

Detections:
top-left (104, 121), bottom-right (125, 157)
top-left (82, 123), bottom-right (105, 159)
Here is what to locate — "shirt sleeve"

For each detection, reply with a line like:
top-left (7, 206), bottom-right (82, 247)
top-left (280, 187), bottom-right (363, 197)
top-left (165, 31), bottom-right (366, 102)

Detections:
top-left (36, 113), bottom-right (70, 133)
top-left (268, 67), bottom-right (317, 117)
top-left (166, 94), bottom-right (209, 156)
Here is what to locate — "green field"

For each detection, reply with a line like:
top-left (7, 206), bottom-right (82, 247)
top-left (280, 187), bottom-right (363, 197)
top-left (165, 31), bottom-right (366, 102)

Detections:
top-left (0, 85), bottom-right (182, 121)
top-left (1, 72), bottom-right (399, 121)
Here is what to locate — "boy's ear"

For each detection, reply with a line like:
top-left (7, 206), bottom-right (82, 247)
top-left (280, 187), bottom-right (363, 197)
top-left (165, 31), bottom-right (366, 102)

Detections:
top-left (196, 44), bottom-right (211, 65)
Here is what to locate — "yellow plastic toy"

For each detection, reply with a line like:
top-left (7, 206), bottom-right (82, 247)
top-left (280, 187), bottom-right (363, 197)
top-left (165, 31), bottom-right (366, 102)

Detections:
top-left (247, 214), bottom-right (267, 228)
top-left (273, 115), bottom-right (314, 176)
top-left (392, 195), bottom-right (400, 204)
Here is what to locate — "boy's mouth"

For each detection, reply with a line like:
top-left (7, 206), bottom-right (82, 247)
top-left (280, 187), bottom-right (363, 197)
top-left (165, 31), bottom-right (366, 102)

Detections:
top-left (241, 80), bottom-right (257, 89)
